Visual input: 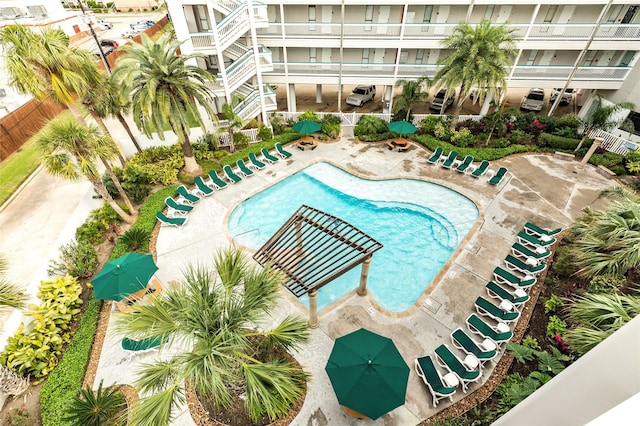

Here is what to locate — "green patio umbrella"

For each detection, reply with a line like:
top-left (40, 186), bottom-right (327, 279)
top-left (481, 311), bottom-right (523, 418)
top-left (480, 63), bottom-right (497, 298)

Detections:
top-left (387, 120), bottom-right (418, 136)
top-left (92, 253), bottom-right (158, 301)
top-left (292, 120), bottom-right (321, 134)
top-left (325, 328), bottom-right (410, 420)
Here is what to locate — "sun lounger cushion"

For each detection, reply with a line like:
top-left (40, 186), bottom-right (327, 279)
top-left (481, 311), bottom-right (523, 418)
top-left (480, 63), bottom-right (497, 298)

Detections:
top-left (434, 344), bottom-right (481, 393)
top-left (486, 281), bottom-right (530, 306)
top-left (261, 147), bottom-right (280, 163)
top-left (156, 211), bottom-right (187, 227)
top-left (475, 296), bottom-right (520, 323)
top-left (177, 185), bottom-right (200, 204)
top-left (466, 314), bottom-right (513, 345)
top-left (223, 165), bottom-right (242, 183)
top-left (275, 142), bottom-right (293, 158)
top-left (441, 151), bottom-right (458, 169)
top-left (248, 153), bottom-right (266, 169)
top-left (451, 328), bottom-right (497, 364)
top-left (524, 222), bottom-right (562, 238)
top-left (207, 171), bottom-right (228, 189)
top-left (427, 147), bottom-right (444, 164)
top-left (193, 176), bottom-right (214, 196)
top-left (471, 160), bottom-right (490, 178)
top-left (517, 231), bottom-right (556, 247)
top-left (414, 356), bottom-right (457, 407)
top-left (493, 266), bottom-right (536, 289)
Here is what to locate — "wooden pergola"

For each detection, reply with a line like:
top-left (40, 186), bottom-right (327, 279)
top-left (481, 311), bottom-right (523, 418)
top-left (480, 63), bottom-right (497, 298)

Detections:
top-left (253, 205), bottom-right (383, 327)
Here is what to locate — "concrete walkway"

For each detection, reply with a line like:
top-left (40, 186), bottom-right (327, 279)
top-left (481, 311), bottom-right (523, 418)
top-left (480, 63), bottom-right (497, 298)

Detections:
top-left (92, 137), bottom-right (613, 425)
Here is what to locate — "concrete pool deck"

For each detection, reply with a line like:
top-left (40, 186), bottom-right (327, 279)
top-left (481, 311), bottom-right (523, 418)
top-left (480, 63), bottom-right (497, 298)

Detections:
top-left (92, 136), bottom-right (614, 425)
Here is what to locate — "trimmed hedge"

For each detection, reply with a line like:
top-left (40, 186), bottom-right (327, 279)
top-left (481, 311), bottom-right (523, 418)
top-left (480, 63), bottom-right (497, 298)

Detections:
top-left (414, 134), bottom-right (533, 161)
top-left (537, 133), bottom-right (584, 150)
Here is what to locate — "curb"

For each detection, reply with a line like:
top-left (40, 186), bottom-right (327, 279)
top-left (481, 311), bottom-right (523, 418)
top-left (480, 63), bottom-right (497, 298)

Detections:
top-left (0, 165), bottom-right (43, 215)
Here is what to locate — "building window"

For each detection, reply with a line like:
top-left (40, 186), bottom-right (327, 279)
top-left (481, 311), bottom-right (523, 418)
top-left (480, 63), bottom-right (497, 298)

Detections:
top-left (543, 5), bottom-right (558, 23)
top-left (606, 5), bottom-right (623, 23)
top-left (484, 5), bottom-right (495, 20)
top-left (582, 50), bottom-right (599, 66)
top-left (624, 111), bottom-right (640, 136)
top-left (526, 50), bottom-right (538, 66)
top-left (310, 48), bottom-right (317, 63)
top-left (416, 49), bottom-right (425, 64)
top-left (620, 50), bottom-right (637, 66)
top-left (362, 48), bottom-right (370, 64)
top-left (27, 5), bottom-right (46, 17)
top-left (423, 6), bottom-right (433, 23)
top-left (308, 6), bottom-right (316, 22)
top-left (194, 5), bottom-right (210, 31)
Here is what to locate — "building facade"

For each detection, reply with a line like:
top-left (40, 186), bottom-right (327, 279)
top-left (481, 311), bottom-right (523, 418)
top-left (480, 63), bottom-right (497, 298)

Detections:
top-left (167, 1), bottom-right (640, 122)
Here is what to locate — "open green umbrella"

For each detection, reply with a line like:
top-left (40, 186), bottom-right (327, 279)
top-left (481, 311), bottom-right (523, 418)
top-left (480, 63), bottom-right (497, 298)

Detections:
top-left (325, 328), bottom-right (410, 420)
top-left (292, 120), bottom-right (321, 135)
top-left (92, 253), bottom-right (158, 301)
top-left (387, 120), bottom-right (418, 136)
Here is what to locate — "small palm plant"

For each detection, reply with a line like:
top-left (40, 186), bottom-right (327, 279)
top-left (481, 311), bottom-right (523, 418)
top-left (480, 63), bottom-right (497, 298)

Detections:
top-left (120, 228), bottom-right (150, 252)
top-left (64, 380), bottom-right (127, 426)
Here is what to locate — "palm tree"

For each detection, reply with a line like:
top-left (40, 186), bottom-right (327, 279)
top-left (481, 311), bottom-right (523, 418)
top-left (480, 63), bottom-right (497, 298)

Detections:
top-left (115, 248), bottom-right (310, 426)
top-left (34, 114), bottom-right (136, 223)
top-left (112, 33), bottom-right (218, 176)
top-left (392, 77), bottom-right (431, 121)
top-left (574, 94), bottom-right (635, 152)
top-left (565, 292), bottom-right (640, 354)
top-left (218, 98), bottom-right (247, 153)
top-left (433, 19), bottom-right (517, 129)
top-left (569, 188), bottom-right (640, 278)
top-left (0, 25), bottom-right (103, 125)
top-left (0, 255), bottom-right (27, 311)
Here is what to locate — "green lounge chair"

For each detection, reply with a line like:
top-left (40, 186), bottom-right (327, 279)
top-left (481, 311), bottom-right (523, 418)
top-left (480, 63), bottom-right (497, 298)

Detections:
top-left (207, 170), bottom-right (228, 189)
top-left (493, 266), bottom-right (536, 290)
top-left (222, 165), bottom-right (242, 183)
top-left (486, 281), bottom-right (530, 307)
top-left (261, 147), bottom-right (280, 163)
top-left (488, 166), bottom-right (508, 185)
top-left (121, 335), bottom-right (166, 361)
top-left (505, 254), bottom-right (546, 276)
top-left (524, 222), bottom-right (562, 238)
top-left (427, 147), bottom-right (444, 164)
top-left (441, 151), bottom-right (458, 169)
top-left (165, 197), bottom-right (193, 215)
top-left (414, 355), bottom-right (458, 407)
top-left (275, 142), bottom-right (293, 158)
top-left (517, 230), bottom-right (556, 247)
top-left (450, 328), bottom-right (497, 367)
top-left (236, 159), bottom-right (254, 177)
top-left (475, 296), bottom-right (520, 323)
top-left (434, 344), bottom-right (482, 393)
top-left (511, 242), bottom-right (551, 261)
top-left (248, 153), bottom-right (266, 169)
top-left (193, 176), bottom-right (214, 197)
top-left (156, 211), bottom-right (187, 227)
top-left (177, 185), bottom-right (200, 204)
top-left (470, 160), bottom-right (490, 178)
top-left (466, 313), bottom-right (513, 346)
top-left (455, 155), bottom-right (474, 173)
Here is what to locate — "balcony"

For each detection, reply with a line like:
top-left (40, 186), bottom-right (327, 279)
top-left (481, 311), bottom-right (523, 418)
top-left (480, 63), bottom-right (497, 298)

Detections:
top-left (206, 46), bottom-right (272, 95)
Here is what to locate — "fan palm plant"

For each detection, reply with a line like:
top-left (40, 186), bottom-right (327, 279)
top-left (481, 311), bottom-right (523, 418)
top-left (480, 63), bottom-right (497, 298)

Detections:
top-left (33, 115), bottom-right (136, 223)
top-left (112, 33), bottom-right (218, 176)
top-left (64, 380), bottom-right (127, 426)
top-left (0, 255), bottom-right (27, 311)
top-left (433, 19), bottom-right (517, 129)
top-left (393, 77), bottom-right (431, 121)
top-left (115, 248), bottom-right (310, 425)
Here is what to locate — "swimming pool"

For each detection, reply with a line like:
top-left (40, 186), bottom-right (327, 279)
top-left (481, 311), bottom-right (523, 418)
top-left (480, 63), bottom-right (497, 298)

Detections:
top-left (228, 162), bottom-right (478, 312)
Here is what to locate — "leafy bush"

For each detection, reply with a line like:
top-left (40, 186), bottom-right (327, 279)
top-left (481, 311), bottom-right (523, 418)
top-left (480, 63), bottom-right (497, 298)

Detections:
top-left (3, 406), bottom-right (38, 426)
top-left (321, 114), bottom-right (342, 126)
top-left (233, 132), bottom-right (250, 150)
top-left (588, 275), bottom-right (625, 293)
top-left (537, 133), bottom-right (582, 150)
top-left (450, 127), bottom-right (474, 148)
top-left (322, 123), bottom-right (340, 139)
top-left (552, 126), bottom-right (578, 138)
top-left (546, 315), bottom-right (567, 337)
top-left (48, 240), bottom-right (99, 279)
top-left (120, 227), bottom-right (150, 252)
top-left (434, 123), bottom-right (452, 141)
top-left (419, 115), bottom-right (442, 134)
top-left (354, 115), bottom-right (388, 136)
top-left (269, 114), bottom-right (287, 136)
top-left (126, 145), bottom-right (184, 185)
top-left (489, 138), bottom-right (511, 148)
top-left (75, 204), bottom-right (120, 245)
top-left (588, 152), bottom-right (625, 169)
top-left (414, 134), bottom-right (532, 161)
top-left (522, 335), bottom-right (540, 350)
top-left (552, 246), bottom-right (578, 278)
top-left (120, 166), bottom-right (152, 204)
top-left (0, 275), bottom-right (82, 380)
top-left (544, 294), bottom-right (563, 314)
top-left (64, 380), bottom-right (126, 426)
top-left (297, 110), bottom-right (319, 122)
top-left (550, 114), bottom-right (582, 132)
top-left (509, 129), bottom-right (532, 145)
top-left (257, 124), bottom-right (273, 141)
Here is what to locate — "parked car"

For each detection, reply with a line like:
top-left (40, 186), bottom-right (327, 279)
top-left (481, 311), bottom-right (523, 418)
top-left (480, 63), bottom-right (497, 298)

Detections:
top-left (100, 39), bottom-right (119, 49)
top-left (520, 88), bottom-right (545, 112)
top-left (122, 28), bottom-right (143, 38)
top-left (550, 88), bottom-right (574, 106)
top-left (90, 44), bottom-right (115, 58)
top-left (430, 88), bottom-right (456, 112)
top-left (133, 19), bottom-right (155, 28)
top-left (346, 85), bottom-right (376, 107)
top-left (95, 18), bottom-right (112, 30)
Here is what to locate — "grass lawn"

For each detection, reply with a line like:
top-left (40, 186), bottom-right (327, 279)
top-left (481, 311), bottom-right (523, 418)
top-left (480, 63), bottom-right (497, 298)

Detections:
top-left (0, 139), bottom-right (41, 206)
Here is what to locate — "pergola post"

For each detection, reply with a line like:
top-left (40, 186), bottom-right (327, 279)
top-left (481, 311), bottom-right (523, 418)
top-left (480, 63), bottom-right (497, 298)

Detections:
top-left (356, 256), bottom-right (372, 296)
top-left (578, 137), bottom-right (603, 169)
top-left (308, 289), bottom-right (319, 328)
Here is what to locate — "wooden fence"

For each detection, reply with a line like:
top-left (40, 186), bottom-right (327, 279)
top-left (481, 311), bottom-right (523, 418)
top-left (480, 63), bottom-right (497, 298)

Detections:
top-left (0, 100), bottom-right (66, 161)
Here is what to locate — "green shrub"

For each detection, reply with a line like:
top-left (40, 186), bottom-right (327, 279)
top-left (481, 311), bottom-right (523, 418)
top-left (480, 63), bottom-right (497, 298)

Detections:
top-left (544, 294), bottom-right (563, 314)
top-left (419, 115), bottom-right (442, 134)
top-left (450, 128), bottom-right (474, 148)
top-left (552, 126), bottom-right (578, 138)
top-left (321, 114), bottom-right (342, 126)
top-left (522, 335), bottom-right (540, 350)
top-left (546, 315), bottom-right (567, 337)
top-left (322, 123), bottom-right (340, 139)
top-left (552, 246), bottom-right (577, 278)
top-left (120, 227), bottom-right (150, 252)
top-left (126, 145), bottom-right (184, 185)
top-left (297, 110), bottom-right (319, 122)
top-left (120, 166), bottom-right (152, 204)
top-left (75, 204), bottom-right (120, 245)
top-left (270, 114), bottom-right (287, 136)
top-left (233, 132), bottom-right (250, 150)
top-left (213, 150), bottom-right (228, 160)
top-left (588, 152), bottom-right (624, 168)
top-left (64, 380), bottom-right (126, 426)
top-left (3, 406), bottom-right (38, 425)
top-left (587, 275), bottom-right (626, 293)
top-left (489, 137), bottom-right (511, 148)
top-left (354, 115), bottom-right (388, 136)
top-left (537, 133), bottom-right (582, 150)
top-left (47, 240), bottom-right (99, 279)
top-left (550, 114), bottom-right (582, 132)
top-left (257, 124), bottom-right (273, 141)
top-left (414, 134), bottom-right (532, 161)
top-left (434, 123), bottom-right (452, 141)
top-left (509, 129), bottom-right (532, 145)
top-left (0, 275), bottom-right (82, 380)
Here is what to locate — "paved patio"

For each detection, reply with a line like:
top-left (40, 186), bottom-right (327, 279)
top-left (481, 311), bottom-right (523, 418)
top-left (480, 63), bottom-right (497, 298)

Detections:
top-left (93, 136), bottom-right (613, 425)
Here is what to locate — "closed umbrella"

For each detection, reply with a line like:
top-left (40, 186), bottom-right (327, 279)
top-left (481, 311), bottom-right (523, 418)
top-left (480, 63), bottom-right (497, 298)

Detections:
top-left (325, 328), bottom-right (410, 420)
top-left (292, 120), bottom-right (321, 135)
top-left (387, 120), bottom-right (418, 136)
top-left (92, 253), bottom-right (158, 301)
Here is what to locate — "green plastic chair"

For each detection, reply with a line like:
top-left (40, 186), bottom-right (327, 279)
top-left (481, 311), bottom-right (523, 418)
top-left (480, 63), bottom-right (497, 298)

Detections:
top-left (505, 254), bottom-right (546, 276)
top-left (434, 344), bottom-right (482, 393)
top-left (466, 314), bottom-right (513, 346)
top-left (236, 160), bottom-right (254, 177)
top-left (488, 166), bottom-right (508, 185)
top-left (471, 160), bottom-right (490, 178)
top-left (193, 176), bottom-right (214, 197)
top-left (156, 211), bottom-right (187, 227)
top-left (261, 147), bottom-right (280, 163)
top-left (493, 267), bottom-right (536, 289)
top-left (455, 155), bottom-right (474, 173)
top-left (177, 185), bottom-right (200, 204)
top-left (486, 281), bottom-right (530, 306)
top-left (451, 328), bottom-right (497, 366)
top-left (248, 153), bottom-right (266, 169)
top-left (426, 147), bottom-right (444, 164)
top-left (475, 296), bottom-right (520, 323)
top-left (275, 142), bottom-right (293, 158)
top-left (511, 242), bottom-right (551, 261)
top-left (441, 151), bottom-right (458, 169)
top-left (517, 230), bottom-right (556, 247)
top-left (222, 165), bottom-right (242, 183)
top-left (207, 171), bottom-right (228, 189)
top-left (414, 355), bottom-right (457, 407)
top-left (165, 197), bottom-right (193, 215)
top-left (524, 222), bottom-right (562, 237)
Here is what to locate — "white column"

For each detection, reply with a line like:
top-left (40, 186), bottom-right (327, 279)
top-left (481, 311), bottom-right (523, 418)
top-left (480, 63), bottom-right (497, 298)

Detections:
top-left (308, 290), bottom-right (319, 328)
top-left (357, 256), bottom-right (372, 296)
top-left (287, 84), bottom-right (297, 112)
top-left (316, 84), bottom-right (323, 103)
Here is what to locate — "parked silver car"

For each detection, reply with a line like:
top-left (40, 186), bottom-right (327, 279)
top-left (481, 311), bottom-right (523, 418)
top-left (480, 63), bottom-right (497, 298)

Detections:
top-left (520, 88), bottom-right (545, 112)
top-left (430, 88), bottom-right (456, 112)
top-left (346, 85), bottom-right (376, 107)
top-left (550, 88), bottom-right (574, 106)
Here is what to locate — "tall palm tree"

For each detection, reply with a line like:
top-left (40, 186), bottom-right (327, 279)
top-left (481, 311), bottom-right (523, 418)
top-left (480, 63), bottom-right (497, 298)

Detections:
top-left (569, 188), bottom-right (640, 278)
top-left (34, 115), bottom-right (136, 223)
top-left (0, 255), bottom-right (27, 311)
top-left (433, 19), bottom-right (517, 129)
top-left (392, 77), bottom-right (431, 121)
top-left (115, 248), bottom-right (310, 426)
top-left (0, 24), bottom-right (103, 125)
top-left (574, 94), bottom-right (635, 152)
top-left (112, 33), bottom-right (218, 176)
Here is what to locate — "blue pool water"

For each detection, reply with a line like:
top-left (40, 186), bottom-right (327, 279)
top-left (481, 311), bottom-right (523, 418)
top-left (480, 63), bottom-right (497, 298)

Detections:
top-left (228, 162), bottom-right (478, 312)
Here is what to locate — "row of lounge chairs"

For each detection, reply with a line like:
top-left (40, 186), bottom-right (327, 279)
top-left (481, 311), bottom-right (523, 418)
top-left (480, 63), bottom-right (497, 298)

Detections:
top-left (155, 143), bottom-right (293, 227)
top-left (415, 221), bottom-right (562, 408)
top-left (426, 147), bottom-right (508, 185)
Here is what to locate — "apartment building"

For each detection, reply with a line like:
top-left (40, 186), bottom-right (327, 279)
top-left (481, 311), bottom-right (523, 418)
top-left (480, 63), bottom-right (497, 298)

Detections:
top-left (168, 1), bottom-right (640, 121)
